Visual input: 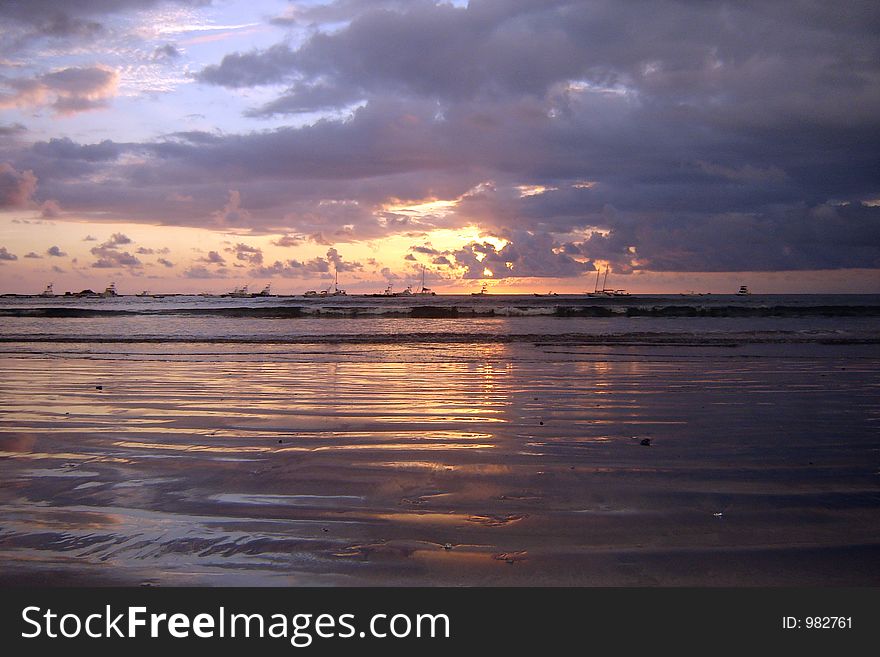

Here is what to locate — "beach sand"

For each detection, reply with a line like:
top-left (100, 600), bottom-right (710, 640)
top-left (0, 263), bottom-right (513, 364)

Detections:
top-left (1, 342), bottom-right (878, 586)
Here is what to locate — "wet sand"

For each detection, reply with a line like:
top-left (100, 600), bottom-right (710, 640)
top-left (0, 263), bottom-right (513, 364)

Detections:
top-left (1, 342), bottom-right (879, 586)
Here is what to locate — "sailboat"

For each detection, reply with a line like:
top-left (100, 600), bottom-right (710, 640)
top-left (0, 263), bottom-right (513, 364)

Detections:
top-left (587, 267), bottom-right (609, 297)
top-left (414, 266), bottom-right (436, 296)
top-left (471, 283), bottom-right (489, 296)
top-left (326, 269), bottom-right (347, 296)
top-left (587, 267), bottom-right (629, 297)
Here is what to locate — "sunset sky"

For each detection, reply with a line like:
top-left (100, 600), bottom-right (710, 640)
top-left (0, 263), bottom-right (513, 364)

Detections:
top-left (1, 0), bottom-right (878, 294)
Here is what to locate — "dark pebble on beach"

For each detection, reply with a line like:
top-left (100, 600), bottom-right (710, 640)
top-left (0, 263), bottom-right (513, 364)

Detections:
top-left (640, 438), bottom-right (652, 446)
top-left (539, 421), bottom-right (544, 425)
top-left (95, 385), bottom-right (102, 390)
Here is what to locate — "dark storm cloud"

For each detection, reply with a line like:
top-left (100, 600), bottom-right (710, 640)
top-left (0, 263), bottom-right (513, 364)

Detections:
top-left (576, 202), bottom-right (880, 273)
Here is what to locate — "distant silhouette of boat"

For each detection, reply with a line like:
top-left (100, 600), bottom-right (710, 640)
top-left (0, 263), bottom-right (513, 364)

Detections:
top-left (587, 267), bottom-right (628, 296)
top-left (737, 285), bottom-right (751, 295)
top-left (305, 270), bottom-right (346, 297)
top-left (471, 283), bottom-right (489, 296)
top-left (102, 283), bottom-right (118, 297)
top-left (414, 266), bottom-right (435, 296)
top-left (39, 283), bottom-right (55, 298)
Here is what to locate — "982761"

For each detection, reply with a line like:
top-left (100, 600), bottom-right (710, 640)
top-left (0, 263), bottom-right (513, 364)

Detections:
top-left (782, 616), bottom-right (852, 629)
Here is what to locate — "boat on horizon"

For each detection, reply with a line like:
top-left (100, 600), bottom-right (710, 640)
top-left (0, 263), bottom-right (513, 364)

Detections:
top-left (471, 283), bottom-right (489, 296)
top-left (305, 269), bottom-right (347, 297)
top-left (414, 266), bottom-right (436, 296)
top-left (587, 267), bottom-right (628, 297)
top-left (39, 283), bottom-right (55, 298)
top-left (102, 282), bottom-right (118, 298)
top-left (228, 284), bottom-right (250, 298)
top-left (737, 285), bottom-right (751, 295)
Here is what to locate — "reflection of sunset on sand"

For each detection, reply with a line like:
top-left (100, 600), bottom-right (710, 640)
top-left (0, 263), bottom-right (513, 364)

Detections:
top-left (1, 339), bottom-right (879, 586)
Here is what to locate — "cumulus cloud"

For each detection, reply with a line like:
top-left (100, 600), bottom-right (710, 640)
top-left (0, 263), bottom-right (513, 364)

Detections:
top-left (0, 163), bottom-right (38, 208)
top-left (225, 242), bottom-right (263, 264)
top-left (249, 247), bottom-right (362, 278)
top-left (198, 250), bottom-right (227, 265)
top-left (157, 257), bottom-right (174, 268)
top-left (249, 257), bottom-right (330, 278)
top-left (453, 231), bottom-right (588, 279)
top-left (272, 234), bottom-right (304, 248)
top-left (0, 66), bottom-right (119, 115)
top-left (325, 247), bottom-right (363, 273)
top-left (153, 43), bottom-right (181, 61)
top-left (89, 233), bottom-right (141, 269)
top-left (212, 190), bottom-right (251, 226)
top-left (0, 247), bottom-right (18, 261)
top-left (40, 199), bottom-right (62, 217)
top-left (183, 265), bottom-right (228, 279)
top-left (46, 245), bottom-right (66, 257)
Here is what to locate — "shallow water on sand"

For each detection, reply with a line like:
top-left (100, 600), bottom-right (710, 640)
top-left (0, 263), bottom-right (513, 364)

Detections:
top-left (1, 341), bottom-right (878, 585)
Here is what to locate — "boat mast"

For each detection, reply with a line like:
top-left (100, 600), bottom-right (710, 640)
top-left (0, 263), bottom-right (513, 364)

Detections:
top-left (594, 267), bottom-right (601, 293)
top-left (602, 267), bottom-right (609, 292)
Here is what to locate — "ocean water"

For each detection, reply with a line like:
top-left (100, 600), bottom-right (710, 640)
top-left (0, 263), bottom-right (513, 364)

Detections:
top-left (1, 294), bottom-right (879, 351)
top-left (1, 292), bottom-right (879, 584)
